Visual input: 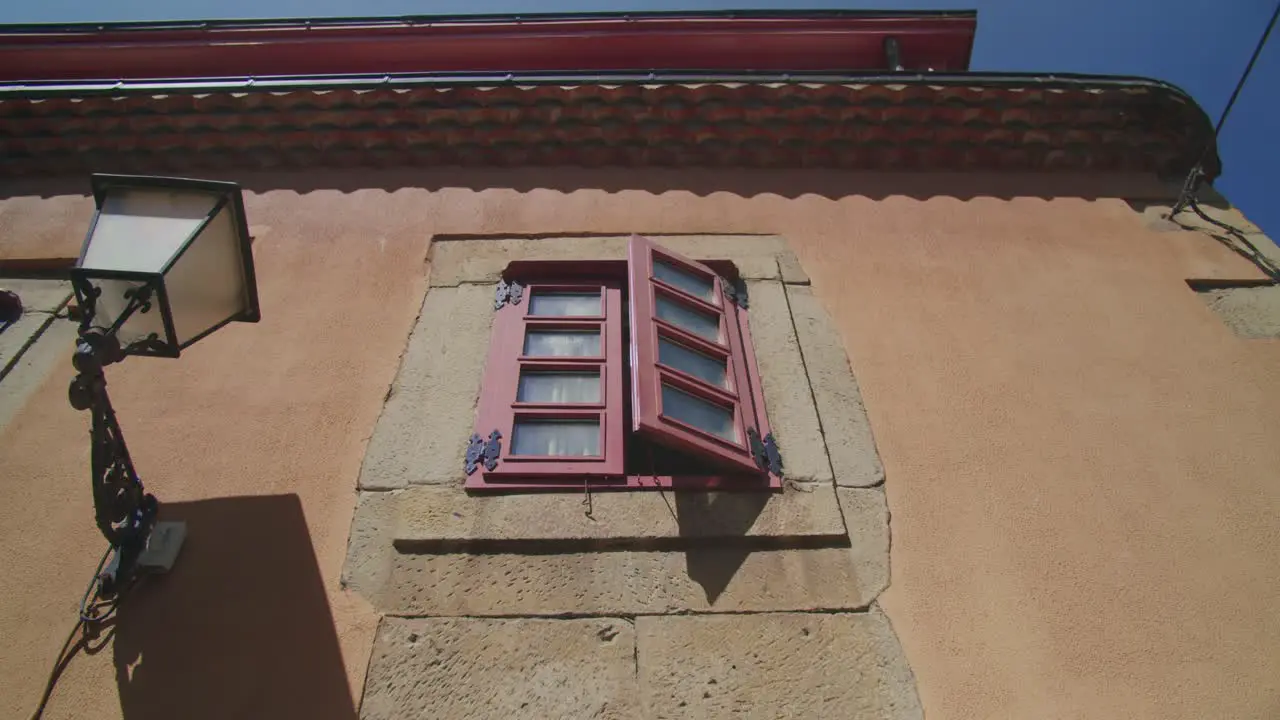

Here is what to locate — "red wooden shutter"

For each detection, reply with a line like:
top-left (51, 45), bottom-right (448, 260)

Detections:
top-left (467, 279), bottom-right (625, 490)
top-left (627, 235), bottom-right (771, 475)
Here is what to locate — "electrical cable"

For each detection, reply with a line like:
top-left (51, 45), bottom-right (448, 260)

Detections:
top-left (1171, 0), bottom-right (1280, 215)
top-left (1172, 200), bottom-right (1280, 281)
top-left (1167, 0), bottom-right (1280, 280)
top-left (26, 546), bottom-right (133, 720)
top-left (1202, 0), bottom-right (1279, 171)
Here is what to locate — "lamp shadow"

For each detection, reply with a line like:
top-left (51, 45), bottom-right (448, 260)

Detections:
top-left (112, 494), bottom-right (357, 720)
top-left (675, 491), bottom-right (769, 605)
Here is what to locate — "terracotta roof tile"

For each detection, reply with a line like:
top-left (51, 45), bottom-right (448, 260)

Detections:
top-left (0, 80), bottom-right (1214, 177)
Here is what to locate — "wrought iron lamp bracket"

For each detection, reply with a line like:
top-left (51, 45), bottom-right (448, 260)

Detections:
top-left (67, 281), bottom-right (165, 597)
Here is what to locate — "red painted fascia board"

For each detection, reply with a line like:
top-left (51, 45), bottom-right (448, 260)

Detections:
top-left (0, 13), bottom-right (976, 82)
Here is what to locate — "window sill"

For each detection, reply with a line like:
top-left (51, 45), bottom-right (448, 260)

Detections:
top-left (465, 473), bottom-right (781, 493)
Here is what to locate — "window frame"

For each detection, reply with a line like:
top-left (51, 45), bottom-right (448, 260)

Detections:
top-left (467, 279), bottom-right (626, 489)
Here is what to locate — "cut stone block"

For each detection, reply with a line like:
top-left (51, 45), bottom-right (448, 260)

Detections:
top-left (745, 280), bottom-right (832, 485)
top-left (393, 483), bottom-right (846, 545)
top-left (787, 284), bottom-right (886, 487)
top-left (341, 489), bottom-right (399, 598)
top-left (346, 483), bottom-right (893, 617)
top-left (840, 486), bottom-right (891, 603)
top-left (637, 610), bottom-right (922, 720)
top-left (357, 283), bottom-right (494, 489)
top-left (362, 617), bottom-right (638, 720)
top-left (776, 250), bottom-right (811, 285)
top-left (428, 234), bottom-right (788, 287)
top-left (1197, 284), bottom-right (1280, 339)
top-left (383, 545), bottom-right (878, 616)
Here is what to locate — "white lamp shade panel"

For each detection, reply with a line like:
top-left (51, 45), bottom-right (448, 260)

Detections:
top-left (163, 201), bottom-right (253, 346)
top-left (80, 188), bottom-right (220, 273)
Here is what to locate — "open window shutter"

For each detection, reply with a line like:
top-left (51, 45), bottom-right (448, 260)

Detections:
top-left (627, 234), bottom-right (770, 475)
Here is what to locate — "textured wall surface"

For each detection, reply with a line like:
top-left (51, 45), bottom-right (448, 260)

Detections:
top-left (0, 167), bottom-right (1277, 719)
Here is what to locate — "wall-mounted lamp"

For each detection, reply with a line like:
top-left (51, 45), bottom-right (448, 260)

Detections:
top-left (68, 174), bottom-right (260, 596)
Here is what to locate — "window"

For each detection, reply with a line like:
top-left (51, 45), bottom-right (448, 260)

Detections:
top-left (468, 235), bottom-right (777, 492)
top-left (473, 281), bottom-right (625, 481)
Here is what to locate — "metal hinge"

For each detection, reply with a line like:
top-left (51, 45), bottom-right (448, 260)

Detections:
top-left (747, 427), bottom-right (783, 476)
top-left (494, 279), bottom-right (524, 310)
top-left (464, 430), bottom-right (503, 475)
top-left (720, 276), bottom-right (749, 309)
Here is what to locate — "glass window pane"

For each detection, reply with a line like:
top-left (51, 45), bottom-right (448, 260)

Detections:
top-left (530, 291), bottom-right (601, 317)
top-left (524, 330), bottom-right (600, 357)
top-left (662, 384), bottom-right (736, 442)
top-left (658, 338), bottom-right (727, 388)
top-left (517, 371), bottom-right (601, 403)
top-left (512, 419), bottom-right (601, 456)
top-left (653, 258), bottom-right (715, 302)
top-left (655, 295), bottom-right (719, 341)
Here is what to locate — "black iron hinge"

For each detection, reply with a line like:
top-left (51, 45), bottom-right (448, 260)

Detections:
top-left (747, 427), bottom-right (783, 476)
top-left (494, 279), bottom-right (525, 310)
top-left (720, 276), bottom-right (749, 309)
top-left (464, 430), bottom-right (503, 475)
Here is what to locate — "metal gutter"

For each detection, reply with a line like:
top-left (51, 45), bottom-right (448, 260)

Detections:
top-left (0, 68), bottom-right (1208, 103)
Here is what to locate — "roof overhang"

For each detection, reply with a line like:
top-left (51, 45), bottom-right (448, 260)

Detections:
top-left (0, 11), bottom-right (976, 81)
top-left (0, 12), bottom-right (1220, 181)
top-left (0, 71), bottom-right (1219, 181)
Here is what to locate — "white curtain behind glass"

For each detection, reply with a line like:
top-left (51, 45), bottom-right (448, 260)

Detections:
top-left (518, 372), bottom-right (600, 403)
top-left (530, 292), bottom-right (600, 317)
top-left (524, 330), bottom-right (601, 356)
top-left (512, 420), bottom-right (600, 456)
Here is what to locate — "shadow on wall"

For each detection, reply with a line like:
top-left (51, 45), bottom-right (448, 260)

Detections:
top-left (0, 166), bottom-right (1182, 203)
top-left (675, 492), bottom-right (769, 604)
top-left (112, 494), bottom-right (356, 720)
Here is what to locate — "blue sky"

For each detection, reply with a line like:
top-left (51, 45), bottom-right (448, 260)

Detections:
top-left (4, 1), bottom-right (1277, 235)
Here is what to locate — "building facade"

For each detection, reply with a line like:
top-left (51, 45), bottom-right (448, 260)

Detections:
top-left (2, 12), bottom-right (1279, 720)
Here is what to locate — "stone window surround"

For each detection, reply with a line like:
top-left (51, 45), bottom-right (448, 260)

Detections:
top-left (342, 234), bottom-right (904, 713)
top-left (352, 233), bottom-right (887, 552)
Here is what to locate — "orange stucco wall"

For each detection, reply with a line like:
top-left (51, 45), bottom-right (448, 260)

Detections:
top-left (1, 168), bottom-right (1277, 719)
